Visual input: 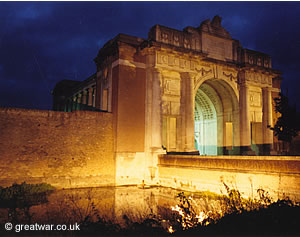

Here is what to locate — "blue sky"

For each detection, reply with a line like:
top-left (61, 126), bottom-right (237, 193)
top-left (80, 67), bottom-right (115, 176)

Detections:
top-left (0, 2), bottom-right (300, 110)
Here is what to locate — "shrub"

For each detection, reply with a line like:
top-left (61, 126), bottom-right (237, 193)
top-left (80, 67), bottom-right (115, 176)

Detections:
top-left (0, 182), bottom-right (55, 208)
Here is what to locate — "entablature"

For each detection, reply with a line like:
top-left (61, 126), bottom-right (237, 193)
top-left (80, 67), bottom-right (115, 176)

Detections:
top-left (238, 67), bottom-right (280, 88)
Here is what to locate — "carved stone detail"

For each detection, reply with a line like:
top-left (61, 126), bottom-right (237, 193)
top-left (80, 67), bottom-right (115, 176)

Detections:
top-left (183, 38), bottom-right (191, 49)
top-left (223, 71), bottom-right (238, 82)
top-left (157, 52), bottom-right (272, 89)
top-left (244, 71), bottom-right (273, 86)
top-left (249, 55), bottom-right (254, 64)
top-left (162, 101), bottom-right (171, 114)
top-left (163, 78), bottom-right (180, 96)
top-left (249, 91), bottom-right (261, 107)
top-left (264, 59), bottom-right (269, 68)
top-left (161, 32), bottom-right (169, 43)
top-left (244, 49), bottom-right (272, 69)
top-left (257, 57), bottom-right (262, 66)
top-left (173, 34), bottom-right (180, 46)
top-left (171, 102), bottom-right (180, 115)
top-left (195, 67), bottom-right (212, 77)
top-left (162, 101), bottom-right (180, 116)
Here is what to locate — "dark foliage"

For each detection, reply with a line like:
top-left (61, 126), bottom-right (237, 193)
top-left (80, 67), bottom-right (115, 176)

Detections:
top-left (181, 199), bottom-right (300, 237)
top-left (0, 182), bottom-right (55, 208)
top-left (269, 93), bottom-right (300, 144)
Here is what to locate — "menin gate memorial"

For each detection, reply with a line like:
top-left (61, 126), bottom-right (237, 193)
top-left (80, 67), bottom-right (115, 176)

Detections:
top-left (51, 16), bottom-right (300, 199)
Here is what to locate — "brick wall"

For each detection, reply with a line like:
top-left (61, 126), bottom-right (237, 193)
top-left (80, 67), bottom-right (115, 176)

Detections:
top-left (0, 108), bottom-right (114, 188)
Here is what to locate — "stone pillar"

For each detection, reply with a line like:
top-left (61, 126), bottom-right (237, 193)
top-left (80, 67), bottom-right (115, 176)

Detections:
top-left (262, 87), bottom-right (273, 154)
top-left (68, 98), bottom-right (72, 112)
top-left (82, 90), bottom-right (87, 105)
top-left (182, 73), bottom-right (196, 152)
top-left (72, 96), bottom-right (77, 111)
top-left (239, 82), bottom-right (252, 154)
top-left (76, 94), bottom-right (81, 110)
top-left (88, 87), bottom-right (93, 106)
top-left (66, 99), bottom-right (70, 112)
top-left (92, 86), bottom-right (96, 107)
top-left (151, 69), bottom-right (162, 150)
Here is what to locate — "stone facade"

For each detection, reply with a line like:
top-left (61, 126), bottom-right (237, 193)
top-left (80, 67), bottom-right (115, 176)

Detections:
top-left (52, 16), bottom-right (282, 186)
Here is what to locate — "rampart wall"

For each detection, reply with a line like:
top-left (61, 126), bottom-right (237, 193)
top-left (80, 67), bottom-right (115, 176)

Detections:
top-left (0, 108), bottom-right (114, 188)
top-left (158, 154), bottom-right (300, 201)
top-left (1, 107), bottom-right (300, 202)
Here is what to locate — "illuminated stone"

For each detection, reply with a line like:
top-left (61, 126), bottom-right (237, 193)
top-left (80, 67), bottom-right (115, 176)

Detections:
top-left (46, 16), bottom-right (300, 199)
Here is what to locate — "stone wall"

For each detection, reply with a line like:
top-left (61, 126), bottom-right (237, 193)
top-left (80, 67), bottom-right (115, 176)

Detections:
top-left (0, 108), bottom-right (114, 188)
top-left (158, 154), bottom-right (300, 201)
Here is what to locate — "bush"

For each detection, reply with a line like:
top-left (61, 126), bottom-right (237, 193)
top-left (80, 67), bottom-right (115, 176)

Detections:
top-left (0, 182), bottom-right (55, 199)
top-left (172, 184), bottom-right (300, 236)
top-left (0, 182), bottom-right (55, 208)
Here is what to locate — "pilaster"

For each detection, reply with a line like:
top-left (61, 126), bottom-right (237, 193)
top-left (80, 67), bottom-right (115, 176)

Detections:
top-left (181, 72), bottom-right (196, 152)
top-left (262, 87), bottom-right (273, 154)
top-left (238, 71), bottom-right (253, 154)
top-left (151, 68), bottom-right (163, 150)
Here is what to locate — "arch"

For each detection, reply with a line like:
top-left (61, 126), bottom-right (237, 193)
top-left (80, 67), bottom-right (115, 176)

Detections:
top-left (195, 88), bottom-right (219, 155)
top-left (194, 77), bottom-right (240, 155)
top-left (194, 75), bottom-right (239, 103)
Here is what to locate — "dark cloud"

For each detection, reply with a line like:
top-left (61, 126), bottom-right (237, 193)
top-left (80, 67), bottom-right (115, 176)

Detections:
top-left (0, 2), bottom-right (299, 110)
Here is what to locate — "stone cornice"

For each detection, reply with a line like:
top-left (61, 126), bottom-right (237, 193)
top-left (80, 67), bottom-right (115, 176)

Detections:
top-left (239, 64), bottom-right (281, 76)
top-left (112, 59), bottom-right (146, 69)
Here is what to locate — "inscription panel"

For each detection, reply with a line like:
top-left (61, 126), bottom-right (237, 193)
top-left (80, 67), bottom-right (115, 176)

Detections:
top-left (202, 33), bottom-right (233, 61)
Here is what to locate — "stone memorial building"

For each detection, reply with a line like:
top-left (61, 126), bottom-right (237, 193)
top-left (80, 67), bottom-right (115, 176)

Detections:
top-left (53, 15), bottom-right (281, 155)
top-left (52, 16), bottom-right (283, 186)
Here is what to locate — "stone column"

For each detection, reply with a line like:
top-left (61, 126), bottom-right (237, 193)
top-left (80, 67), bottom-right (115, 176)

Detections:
top-left (182, 73), bottom-right (196, 152)
top-left (151, 69), bottom-right (162, 150)
top-left (82, 90), bottom-right (87, 105)
top-left (76, 94), bottom-right (81, 110)
top-left (72, 96), bottom-right (77, 111)
top-left (88, 87), bottom-right (93, 106)
top-left (66, 98), bottom-right (71, 112)
top-left (262, 87), bottom-right (273, 153)
top-left (68, 98), bottom-right (72, 112)
top-left (239, 82), bottom-right (252, 154)
top-left (92, 86), bottom-right (96, 107)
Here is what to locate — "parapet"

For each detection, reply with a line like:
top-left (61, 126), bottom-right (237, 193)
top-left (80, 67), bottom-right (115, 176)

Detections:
top-left (148, 15), bottom-right (272, 68)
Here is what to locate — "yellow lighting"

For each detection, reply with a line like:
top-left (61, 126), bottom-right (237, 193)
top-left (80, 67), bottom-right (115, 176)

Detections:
top-left (168, 226), bottom-right (175, 233)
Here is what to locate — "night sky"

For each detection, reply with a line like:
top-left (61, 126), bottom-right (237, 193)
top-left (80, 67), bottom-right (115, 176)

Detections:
top-left (0, 2), bottom-right (300, 111)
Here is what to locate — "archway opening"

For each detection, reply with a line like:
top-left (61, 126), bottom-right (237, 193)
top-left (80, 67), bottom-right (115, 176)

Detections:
top-left (195, 87), bottom-right (218, 155)
top-left (194, 79), bottom-right (239, 155)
